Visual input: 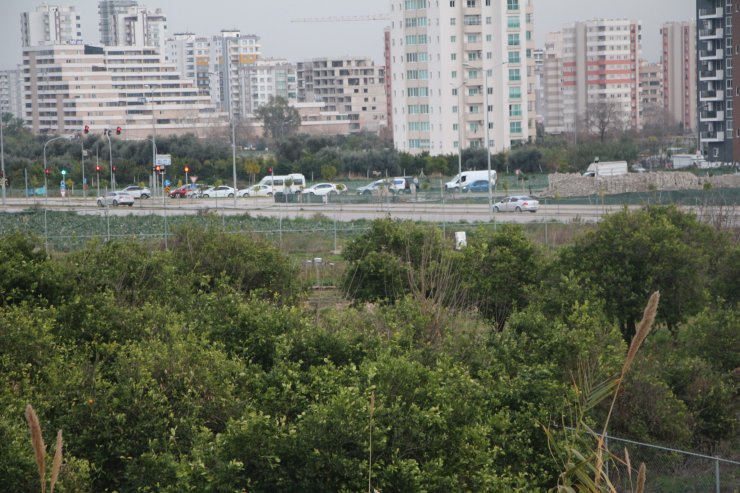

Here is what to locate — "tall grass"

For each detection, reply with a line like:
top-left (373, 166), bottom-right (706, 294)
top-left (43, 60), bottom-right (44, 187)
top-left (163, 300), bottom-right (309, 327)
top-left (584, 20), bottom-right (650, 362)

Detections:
top-left (25, 404), bottom-right (63, 493)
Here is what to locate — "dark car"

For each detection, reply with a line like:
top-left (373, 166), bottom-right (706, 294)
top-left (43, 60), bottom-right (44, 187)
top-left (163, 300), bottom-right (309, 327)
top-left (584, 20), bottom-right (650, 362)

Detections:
top-left (461, 180), bottom-right (491, 193)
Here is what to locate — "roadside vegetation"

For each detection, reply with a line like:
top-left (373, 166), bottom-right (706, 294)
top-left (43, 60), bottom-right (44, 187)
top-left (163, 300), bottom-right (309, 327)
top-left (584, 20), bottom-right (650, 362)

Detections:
top-left (0, 205), bottom-right (736, 491)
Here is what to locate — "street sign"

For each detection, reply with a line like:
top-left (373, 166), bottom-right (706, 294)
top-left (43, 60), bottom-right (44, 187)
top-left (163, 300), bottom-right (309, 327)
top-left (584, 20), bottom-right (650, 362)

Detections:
top-left (60, 180), bottom-right (66, 188)
top-left (155, 154), bottom-right (172, 166)
top-left (164, 179), bottom-right (171, 187)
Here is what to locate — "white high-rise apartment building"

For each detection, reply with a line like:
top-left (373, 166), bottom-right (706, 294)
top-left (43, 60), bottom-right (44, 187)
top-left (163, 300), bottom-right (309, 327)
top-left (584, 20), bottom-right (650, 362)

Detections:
top-left (297, 57), bottom-right (387, 133)
top-left (166, 32), bottom-right (214, 99)
top-left (112, 6), bottom-right (167, 56)
top-left (21, 4), bottom-right (82, 48)
top-left (242, 59), bottom-right (297, 112)
top-left (98, 0), bottom-right (137, 46)
top-left (22, 44), bottom-right (221, 137)
top-left (390, 0), bottom-right (535, 155)
top-left (558, 19), bottom-right (642, 133)
top-left (661, 21), bottom-right (696, 131)
top-left (215, 31), bottom-right (261, 120)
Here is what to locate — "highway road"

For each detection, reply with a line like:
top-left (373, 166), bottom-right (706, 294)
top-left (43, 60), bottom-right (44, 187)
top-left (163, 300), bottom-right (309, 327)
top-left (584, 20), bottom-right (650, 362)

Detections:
top-left (0, 196), bottom-right (636, 224)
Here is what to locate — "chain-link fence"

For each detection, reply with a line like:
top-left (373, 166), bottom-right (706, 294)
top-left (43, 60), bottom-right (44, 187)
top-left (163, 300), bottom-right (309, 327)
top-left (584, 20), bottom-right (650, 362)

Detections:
top-left (605, 434), bottom-right (740, 493)
top-left (0, 207), bottom-right (599, 254)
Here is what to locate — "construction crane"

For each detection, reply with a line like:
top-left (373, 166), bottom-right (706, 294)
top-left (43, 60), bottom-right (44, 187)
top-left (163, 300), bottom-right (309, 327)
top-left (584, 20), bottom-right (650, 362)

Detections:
top-left (291, 14), bottom-right (390, 23)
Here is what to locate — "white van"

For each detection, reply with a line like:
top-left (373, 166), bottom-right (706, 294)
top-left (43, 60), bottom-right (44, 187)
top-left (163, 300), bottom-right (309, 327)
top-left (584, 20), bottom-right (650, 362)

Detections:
top-left (445, 170), bottom-right (497, 191)
top-left (257, 173), bottom-right (306, 194)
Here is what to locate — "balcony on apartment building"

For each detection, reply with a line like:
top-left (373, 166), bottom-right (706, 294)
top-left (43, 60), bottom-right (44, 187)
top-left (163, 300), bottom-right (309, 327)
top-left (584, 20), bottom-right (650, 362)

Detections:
top-left (699, 89), bottom-right (724, 100)
top-left (699, 48), bottom-right (724, 60)
top-left (700, 131), bottom-right (725, 142)
top-left (699, 68), bottom-right (724, 81)
top-left (698, 7), bottom-right (723, 19)
top-left (699, 27), bottom-right (723, 40)
top-left (700, 109), bottom-right (724, 121)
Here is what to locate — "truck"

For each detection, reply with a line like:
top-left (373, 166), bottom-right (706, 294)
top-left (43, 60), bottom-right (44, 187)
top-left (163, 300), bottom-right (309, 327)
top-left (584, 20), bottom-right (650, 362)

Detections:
top-left (445, 170), bottom-right (497, 191)
top-left (582, 161), bottom-right (628, 178)
top-left (257, 173), bottom-right (306, 194)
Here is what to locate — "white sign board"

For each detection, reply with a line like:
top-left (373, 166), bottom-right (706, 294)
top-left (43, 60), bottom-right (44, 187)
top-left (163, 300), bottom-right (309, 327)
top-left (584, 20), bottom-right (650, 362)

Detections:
top-left (155, 154), bottom-right (172, 166)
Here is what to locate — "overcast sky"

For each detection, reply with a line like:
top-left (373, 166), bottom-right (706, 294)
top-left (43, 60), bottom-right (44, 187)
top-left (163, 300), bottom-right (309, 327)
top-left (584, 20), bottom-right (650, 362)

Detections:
top-left (1, 0), bottom-right (694, 70)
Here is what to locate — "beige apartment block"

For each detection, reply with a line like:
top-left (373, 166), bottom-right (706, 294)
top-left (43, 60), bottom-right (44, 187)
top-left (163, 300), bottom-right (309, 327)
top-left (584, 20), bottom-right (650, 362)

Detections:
top-left (297, 56), bottom-right (387, 134)
top-left (22, 44), bottom-right (224, 138)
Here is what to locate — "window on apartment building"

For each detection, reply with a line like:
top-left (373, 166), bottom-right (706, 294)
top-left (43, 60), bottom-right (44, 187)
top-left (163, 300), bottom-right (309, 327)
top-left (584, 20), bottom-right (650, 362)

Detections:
top-left (508, 16), bottom-right (520, 29)
top-left (467, 0), bottom-right (477, 6)
top-left (508, 34), bottom-right (520, 46)
top-left (452, 70), bottom-right (457, 78)
top-left (507, 0), bottom-right (519, 10)
top-left (450, 0), bottom-right (455, 6)
top-left (451, 53), bottom-right (457, 60)
top-left (450, 18), bottom-right (456, 25)
top-left (508, 51), bottom-right (521, 64)
top-left (510, 121), bottom-right (522, 133)
top-left (451, 35), bottom-right (457, 42)
top-left (509, 68), bottom-right (521, 81)
top-left (452, 105), bottom-right (458, 113)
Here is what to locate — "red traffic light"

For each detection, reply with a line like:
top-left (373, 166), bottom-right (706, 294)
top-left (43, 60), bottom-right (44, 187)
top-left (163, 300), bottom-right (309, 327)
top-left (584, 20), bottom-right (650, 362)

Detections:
top-left (95, 165), bottom-right (101, 172)
top-left (44, 168), bottom-right (51, 175)
top-left (184, 166), bottom-right (190, 173)
top-left (268, 167), bottom-right (273, 173)
top-left (116, 126), bottom-right (122, 135)
top-left (84, 124), bottom-right (89, 134)
top-left (154, 165), bottom-right (161, 172)
top-left (112, 165), bottom-right (117, 172)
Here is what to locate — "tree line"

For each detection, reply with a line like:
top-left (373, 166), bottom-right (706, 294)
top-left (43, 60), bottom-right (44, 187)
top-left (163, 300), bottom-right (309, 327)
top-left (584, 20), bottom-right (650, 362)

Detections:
top-left (1, 108), bottom-right (695, 192)
top-left (0, 205), bottom-right (736, 491)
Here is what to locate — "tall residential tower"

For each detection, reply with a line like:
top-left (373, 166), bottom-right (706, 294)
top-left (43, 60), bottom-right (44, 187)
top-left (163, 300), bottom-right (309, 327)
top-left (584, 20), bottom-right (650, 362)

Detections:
top-left (389, 0), bottom-right (535, 155)
top-left (661, 21), bottom-right (696, 130)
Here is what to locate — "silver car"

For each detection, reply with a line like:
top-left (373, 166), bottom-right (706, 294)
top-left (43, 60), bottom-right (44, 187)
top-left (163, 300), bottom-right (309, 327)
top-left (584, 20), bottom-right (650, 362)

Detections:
top-left (119, 185), bottom-right (151, 199)
top-left (97, 191), bottom-right (135, 207)
top-left (493, 195), bottom-right (539, 213)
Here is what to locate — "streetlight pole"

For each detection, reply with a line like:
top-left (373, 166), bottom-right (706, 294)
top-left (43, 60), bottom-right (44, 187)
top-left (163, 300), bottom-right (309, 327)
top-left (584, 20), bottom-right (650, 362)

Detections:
top-left (43, 135), bottom-right (71, 205)
top-left (81, 141), bottom-right (86, 199)
top-left (454, 82), bottom-right (466, 179)
top-left (105, 130), bottom-right (114, 191)
top-left (231, 115), bottom-right (237, 207)
top-left (0, 114), bottom-right (6, 206)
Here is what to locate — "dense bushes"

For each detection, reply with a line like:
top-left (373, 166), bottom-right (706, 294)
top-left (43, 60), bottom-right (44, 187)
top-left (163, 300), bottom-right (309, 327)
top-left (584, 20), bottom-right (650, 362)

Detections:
top-left (0, 209), bottom-right (737, 491)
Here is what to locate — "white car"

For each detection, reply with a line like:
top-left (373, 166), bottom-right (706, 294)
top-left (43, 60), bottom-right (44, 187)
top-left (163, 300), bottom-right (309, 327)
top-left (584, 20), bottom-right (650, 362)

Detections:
top-left (356, 179), bottom-right (389, 195)
top-left (493, 195), bottom-right (540, 213)
top-left (119, 185), bottom-right (151, 199)
top-left (237, 184), bottom-right (273, 197)
top-left (304, 183), bottom-right (342, 196)
top-left (97, 191), bottom-right (135, 207)
top-left (200, 186), bottom-right (236, 198)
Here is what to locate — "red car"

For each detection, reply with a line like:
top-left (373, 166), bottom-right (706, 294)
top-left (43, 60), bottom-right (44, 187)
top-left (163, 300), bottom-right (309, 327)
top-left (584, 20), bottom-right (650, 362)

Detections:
top-left (169, 184), bottom-right (196, 198)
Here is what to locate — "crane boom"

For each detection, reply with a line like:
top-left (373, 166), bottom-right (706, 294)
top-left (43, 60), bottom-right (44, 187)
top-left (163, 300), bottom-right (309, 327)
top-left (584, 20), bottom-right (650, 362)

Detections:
top-left (291, 14), bottom-right (391, 23)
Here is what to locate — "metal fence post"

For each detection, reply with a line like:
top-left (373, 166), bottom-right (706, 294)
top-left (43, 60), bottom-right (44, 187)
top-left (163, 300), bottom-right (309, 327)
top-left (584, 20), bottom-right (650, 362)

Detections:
top-left (715, 457), bottom-right (720, 493)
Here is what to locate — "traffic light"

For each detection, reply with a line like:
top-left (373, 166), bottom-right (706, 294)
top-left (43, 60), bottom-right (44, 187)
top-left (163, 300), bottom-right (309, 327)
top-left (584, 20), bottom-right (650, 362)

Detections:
top-left (61, 169), bottom-right (67, 176)
top-left (44, 168), bottom-right (51, 176)
top-left (95, 165), bottom-right (101, 172)
top-left (112, 165), bottom-right (117, 172)
top-left (84, 124), bottom-right (89, 134)
top-left (116, 126), bottom-right (122, 135)
top-left (268, 167), bottom-right (273, 173)
top-left (184, 166), bottom-right (190, 174)
top-left (154, 165), bottom-right (162, 172)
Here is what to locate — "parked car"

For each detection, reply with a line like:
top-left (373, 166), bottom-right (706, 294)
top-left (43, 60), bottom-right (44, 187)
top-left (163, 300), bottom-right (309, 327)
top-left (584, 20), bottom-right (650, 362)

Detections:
top-left (237, 184), bottom-right (273, 197)
top-left (390, 177), bottom-right (414, 194)
top-left (356, 179), bottom-right (389, 195)
top-left (304, 183), bottom-right (342, 196)
top-left (493, 195), bottom-right (539, 213)
top-left (461, 180), bottom-right (491, 193)
top-left (96, 191), bottom-right (135, 207)
top-left (185, 185), bottom-right (205, 198)
top-left (169, 184), bottom-right (197, 198)
top-left (119, 185), bottom-right (151, 199)
top-left (200, 185), bottom-right (236, 198)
